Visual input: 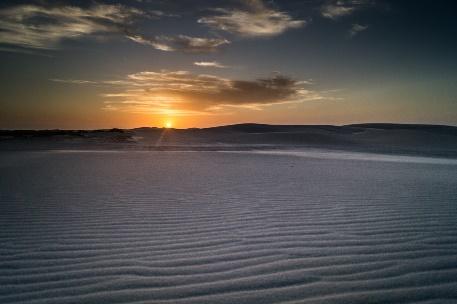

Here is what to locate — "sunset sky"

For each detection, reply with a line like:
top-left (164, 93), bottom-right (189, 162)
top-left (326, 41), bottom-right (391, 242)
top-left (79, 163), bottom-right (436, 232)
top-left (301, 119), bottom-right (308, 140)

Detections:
top-left (1, 0), bottom-right (456, 129)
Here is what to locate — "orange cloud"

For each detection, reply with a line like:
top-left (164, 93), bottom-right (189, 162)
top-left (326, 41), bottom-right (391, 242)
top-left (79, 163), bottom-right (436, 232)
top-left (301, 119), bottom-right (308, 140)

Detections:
top-left (51, 70), bottom-right (337, 116)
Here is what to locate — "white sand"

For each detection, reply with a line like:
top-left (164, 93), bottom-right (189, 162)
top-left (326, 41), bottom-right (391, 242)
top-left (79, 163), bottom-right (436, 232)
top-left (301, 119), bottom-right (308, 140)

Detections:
top-left (1, 150), bottom-right (457, 303)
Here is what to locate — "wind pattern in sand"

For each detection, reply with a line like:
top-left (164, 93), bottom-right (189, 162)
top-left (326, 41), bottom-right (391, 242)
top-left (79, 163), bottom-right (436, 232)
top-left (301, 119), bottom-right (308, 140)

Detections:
top-left (1, 151), bottom-right (457, 303)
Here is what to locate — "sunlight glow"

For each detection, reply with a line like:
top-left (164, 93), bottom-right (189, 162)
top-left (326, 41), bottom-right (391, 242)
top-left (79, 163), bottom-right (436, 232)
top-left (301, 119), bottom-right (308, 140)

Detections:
top-left (165, 121), bottom-right (173, 128)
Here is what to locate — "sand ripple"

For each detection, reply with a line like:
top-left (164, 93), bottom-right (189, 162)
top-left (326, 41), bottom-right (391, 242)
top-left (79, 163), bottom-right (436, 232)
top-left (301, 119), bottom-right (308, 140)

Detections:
top-left (1, 151), bottom-right (457, 303)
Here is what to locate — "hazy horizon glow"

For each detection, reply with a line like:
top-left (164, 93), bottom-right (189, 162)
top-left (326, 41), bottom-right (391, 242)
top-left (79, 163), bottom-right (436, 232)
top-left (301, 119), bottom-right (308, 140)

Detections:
top-left (1, 0), bottom-right (456, 129)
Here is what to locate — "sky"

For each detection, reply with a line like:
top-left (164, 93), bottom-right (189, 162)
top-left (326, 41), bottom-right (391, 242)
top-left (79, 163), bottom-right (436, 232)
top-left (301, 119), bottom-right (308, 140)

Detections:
top-left (1, 0), bottom-right (456, 129)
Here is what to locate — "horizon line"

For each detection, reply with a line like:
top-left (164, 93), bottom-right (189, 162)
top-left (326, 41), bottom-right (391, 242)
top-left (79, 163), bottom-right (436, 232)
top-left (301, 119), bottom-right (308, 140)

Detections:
top-left (2, 122), bottom-right (457, 132)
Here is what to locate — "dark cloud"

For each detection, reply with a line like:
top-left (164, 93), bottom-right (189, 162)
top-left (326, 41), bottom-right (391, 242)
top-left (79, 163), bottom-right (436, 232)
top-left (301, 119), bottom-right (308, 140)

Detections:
top-left (52, 70), bottom-right (332, 115)
top-left (0, 2), bottom-right (219, 53)
top-left (0, 3), bottom-right (143, 49)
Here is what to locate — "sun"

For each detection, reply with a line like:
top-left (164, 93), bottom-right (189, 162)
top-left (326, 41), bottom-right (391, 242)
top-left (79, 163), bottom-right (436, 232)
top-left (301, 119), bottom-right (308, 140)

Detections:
top-left (165, 121), bottom-right (173, 128)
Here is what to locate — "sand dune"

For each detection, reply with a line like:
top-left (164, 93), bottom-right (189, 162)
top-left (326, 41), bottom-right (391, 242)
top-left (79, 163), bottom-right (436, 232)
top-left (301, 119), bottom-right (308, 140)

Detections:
top-left (2, 123), bottom-right (457, 158)
top-left (1, 151), bottom-right (456, 303)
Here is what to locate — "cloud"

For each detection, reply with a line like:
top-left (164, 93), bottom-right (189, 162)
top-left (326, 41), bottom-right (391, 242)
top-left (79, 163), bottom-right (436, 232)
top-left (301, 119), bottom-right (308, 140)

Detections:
top-left (349, 23), bottom-right (368, 37)
top-left (127, 35), bottom-right (229, 53)
top-left (0, 46), bottom-right (52, 57)
top-left (52, 70), bottom-right (336, 116)
top-left (321, 0), bottom-right (373, 20)
top-left (0, 3), bottom-right (210, 53)
top-left (0, 3), bottom-right (143, 49)
top-left (194, 61), bottom-right (228, 68)
top-left (50, 78), bottom-right (98, 84)
top-left (198, 0), bottom-right (305, 37)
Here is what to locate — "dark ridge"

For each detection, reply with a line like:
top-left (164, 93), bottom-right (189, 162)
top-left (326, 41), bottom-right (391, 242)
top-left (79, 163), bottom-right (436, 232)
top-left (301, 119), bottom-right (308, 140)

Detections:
top-left (203, 123), bottom-right (353, 133)
top-left (347, 123), bottom-right (457, 136)
top-left (0, 128), bottom-right (125, 138)
top-left (131, 127), bottom-right (161, 131)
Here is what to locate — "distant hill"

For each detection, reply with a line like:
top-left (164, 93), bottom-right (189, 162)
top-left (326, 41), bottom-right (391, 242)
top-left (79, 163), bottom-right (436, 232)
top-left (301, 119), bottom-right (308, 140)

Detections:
top-left (346, 123), bottom-right (457, 136)
top-left (1, 123), bottom-right (457, 157)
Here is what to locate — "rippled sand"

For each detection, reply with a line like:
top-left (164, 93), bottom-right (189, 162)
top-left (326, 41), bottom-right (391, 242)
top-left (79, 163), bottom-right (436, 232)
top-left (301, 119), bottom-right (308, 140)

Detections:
top-left (1, 151), bottom-right (457, 303)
